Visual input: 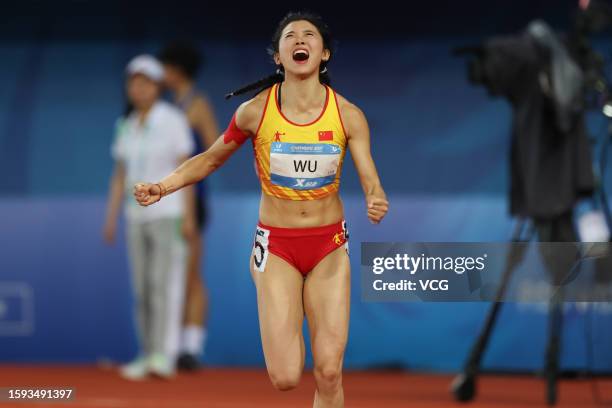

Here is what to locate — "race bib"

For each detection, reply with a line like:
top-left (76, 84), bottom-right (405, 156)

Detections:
top-left (252, 226), bottom-right (270, 272)
top-left (342, 220), bottom-right (350, 254)
top-left (269, 142), bottom-right (341, 190)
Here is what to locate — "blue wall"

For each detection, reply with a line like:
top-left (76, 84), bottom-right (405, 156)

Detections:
top-left (1, 39), bottom-right (612, 372)
top-left (0, 40), bottom-right (516, 196)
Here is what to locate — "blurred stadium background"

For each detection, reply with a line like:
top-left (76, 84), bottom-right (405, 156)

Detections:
top-left (1, 1), bottom-right (612, 406)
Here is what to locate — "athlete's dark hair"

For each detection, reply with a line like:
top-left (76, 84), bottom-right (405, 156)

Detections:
top-left (158, 41), bottom-right (203, 79)
top-left (225, 11), bottom-right (334, 99)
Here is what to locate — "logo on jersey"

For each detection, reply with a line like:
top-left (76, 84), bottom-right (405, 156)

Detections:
top-left (318, 130), bottom-right (333, 141)
top-left (274, 131), bottom-right (285, 142)
top-left (294, 178), bottom-right (319, 188)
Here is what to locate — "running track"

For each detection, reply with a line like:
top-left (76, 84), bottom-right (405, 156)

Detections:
top-left (0, 365), bottom-right (610, 407)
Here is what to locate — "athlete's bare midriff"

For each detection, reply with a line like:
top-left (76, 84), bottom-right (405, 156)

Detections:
top-left (259, 192), bottom-right (344, 228)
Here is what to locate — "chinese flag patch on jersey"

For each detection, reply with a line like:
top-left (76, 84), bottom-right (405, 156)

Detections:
top-left (318, 130), bottom-right (333, 141)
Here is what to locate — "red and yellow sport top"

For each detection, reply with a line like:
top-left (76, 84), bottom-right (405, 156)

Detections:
top-left (253, 83), bottom-right (347, 200)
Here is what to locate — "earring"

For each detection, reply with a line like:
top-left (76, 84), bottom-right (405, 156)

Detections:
top-left (320, 66), bottom-right (328, 74)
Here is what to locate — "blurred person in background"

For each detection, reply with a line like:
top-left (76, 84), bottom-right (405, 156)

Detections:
top-left (103, 54), bottom-right (196, 380)
top-left (133, 11), bottom-right (388, 407)
top-left (158, 42), bottom-right (219, 371)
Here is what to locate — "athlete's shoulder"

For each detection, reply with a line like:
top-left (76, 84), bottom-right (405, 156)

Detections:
top-left (333, 91), bottom-right (363, 118)
top-left (333, 91), bottom-right (368, 137)
top-left (235, 87), bottom-right (272, 135)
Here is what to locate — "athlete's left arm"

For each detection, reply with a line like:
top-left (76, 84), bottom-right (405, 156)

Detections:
top-left (342, 102), bottom-right (389, 224)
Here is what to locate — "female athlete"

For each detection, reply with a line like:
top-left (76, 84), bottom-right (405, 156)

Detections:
top-left (134, 11), bottom-right (388, 407)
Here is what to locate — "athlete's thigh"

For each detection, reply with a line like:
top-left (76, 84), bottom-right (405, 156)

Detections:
top-left (303, 246), bottom-right (351, 366)
top-left (250, 253), bottom-right (305, 376)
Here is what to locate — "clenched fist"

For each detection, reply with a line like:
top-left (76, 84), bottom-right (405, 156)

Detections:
top-left (133, 182), bottom-right (165, 206)
top-left (366, 195), bottom-right (389, 224)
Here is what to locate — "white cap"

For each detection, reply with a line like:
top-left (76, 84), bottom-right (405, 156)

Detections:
top-left (125, 54), bottom-right (164, 82)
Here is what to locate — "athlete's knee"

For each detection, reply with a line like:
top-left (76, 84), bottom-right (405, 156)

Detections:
top-left (314, 363), bottom-right (342, 389)
top-left (314, 346), bottom-right (343, 391)
top-left (268, 369), bottom-right (301, 391)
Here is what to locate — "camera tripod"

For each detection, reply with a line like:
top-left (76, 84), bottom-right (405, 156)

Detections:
top-left (449, 222), bottom-right (612, 406)
top-left (451, 126), bottom-right (612, 406)
top-left (450, 219), bottom-right (567, 405)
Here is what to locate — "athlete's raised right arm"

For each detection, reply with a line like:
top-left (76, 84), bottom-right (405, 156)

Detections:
top-left (134, 95), bottom-right (265, 206)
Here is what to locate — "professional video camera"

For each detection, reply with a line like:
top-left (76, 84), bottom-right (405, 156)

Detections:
top-left (454, 0), bottom-right (612, 232)
top-left (450, 1), bottom-right (612, 405)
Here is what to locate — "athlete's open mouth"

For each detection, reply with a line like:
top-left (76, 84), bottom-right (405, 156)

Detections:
top-left (292, 49), bottom-right (309, 62)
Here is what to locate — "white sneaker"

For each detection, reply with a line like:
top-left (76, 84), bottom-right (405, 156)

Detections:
top-left (120, 357), bottom-right (149, 380)
top-left (148, 353), bottom-right (176, 379)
